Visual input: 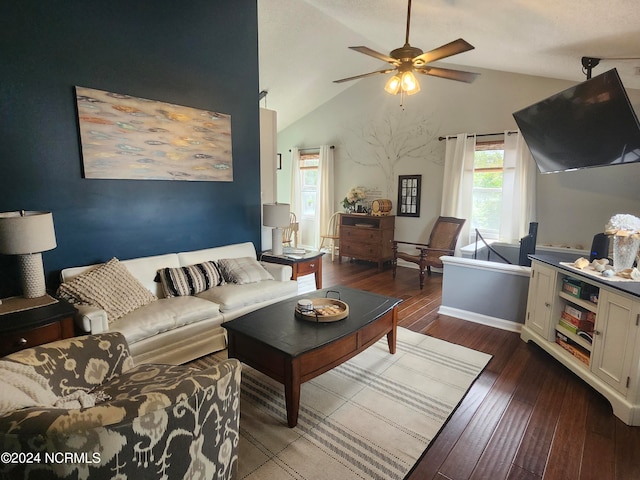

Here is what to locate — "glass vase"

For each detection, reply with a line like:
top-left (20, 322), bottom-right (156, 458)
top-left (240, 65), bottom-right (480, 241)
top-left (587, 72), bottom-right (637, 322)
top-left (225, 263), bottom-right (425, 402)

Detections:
top-left (612, 235), bottom-right (640, 271)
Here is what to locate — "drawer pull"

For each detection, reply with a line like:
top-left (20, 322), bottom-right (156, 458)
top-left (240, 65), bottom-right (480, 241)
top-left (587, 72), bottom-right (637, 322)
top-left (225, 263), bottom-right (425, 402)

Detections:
top-left (17, 337), bottom-right (28, 346)
top-left (309, 263), bottom-right (315, 268)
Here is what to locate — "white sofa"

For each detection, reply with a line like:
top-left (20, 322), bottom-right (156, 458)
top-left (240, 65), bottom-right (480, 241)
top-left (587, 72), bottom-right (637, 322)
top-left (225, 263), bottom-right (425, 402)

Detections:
top-left (60, 242), bottom-right (299, 365)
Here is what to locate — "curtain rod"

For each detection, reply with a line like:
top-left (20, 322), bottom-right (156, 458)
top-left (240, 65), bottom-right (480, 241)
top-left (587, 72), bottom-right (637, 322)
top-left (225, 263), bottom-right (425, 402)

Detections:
top-left (438, 130), bottom-right (518, 141)
top-left (289, 145), bottom-right (335, 152)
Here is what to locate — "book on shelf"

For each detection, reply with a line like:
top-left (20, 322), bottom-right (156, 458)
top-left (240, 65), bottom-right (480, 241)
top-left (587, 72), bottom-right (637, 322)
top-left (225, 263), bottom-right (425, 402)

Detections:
top-left (558, 318), bottom-right (578, 335)
top-left (561, 310), bottom-right (595, 332)
top-left (557, 319), bottom-right (593, 345)
top-left (564, 304), bottom-right (587, 320)
top-left (556, 332), bottom-right (590, 366)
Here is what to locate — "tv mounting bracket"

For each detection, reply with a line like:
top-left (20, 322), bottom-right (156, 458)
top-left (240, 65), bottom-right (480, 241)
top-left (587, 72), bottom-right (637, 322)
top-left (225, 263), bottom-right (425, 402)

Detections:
top-left (581, 56), bottom-right (600, 79)
top-left (581, 55), bottom-right (640, 79)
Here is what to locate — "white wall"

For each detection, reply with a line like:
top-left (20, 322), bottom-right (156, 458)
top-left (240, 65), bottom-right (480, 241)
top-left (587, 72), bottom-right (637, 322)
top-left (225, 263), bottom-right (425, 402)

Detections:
top-left (260, 108), bottom-right (278, 251)
top-left (277, 66), bottom-right (640, 249)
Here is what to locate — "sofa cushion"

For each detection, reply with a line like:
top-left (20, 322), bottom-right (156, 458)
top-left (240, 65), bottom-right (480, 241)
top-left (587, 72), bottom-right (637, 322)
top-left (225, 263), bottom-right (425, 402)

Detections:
top-left (157, 261), bottom-right (224, 297)
top-left (218, 257), bottom-right (274, 285)
top-left (57, 258), bottom-right (157, 324)
top-left (109, 296), bottom-right (221, 345)
top-left (197, 279), bottom-right (294, 312)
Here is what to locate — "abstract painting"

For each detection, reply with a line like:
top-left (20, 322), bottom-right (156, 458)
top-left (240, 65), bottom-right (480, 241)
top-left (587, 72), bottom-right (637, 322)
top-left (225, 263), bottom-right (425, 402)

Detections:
top-left (75, 86), bottom-right (233, 181)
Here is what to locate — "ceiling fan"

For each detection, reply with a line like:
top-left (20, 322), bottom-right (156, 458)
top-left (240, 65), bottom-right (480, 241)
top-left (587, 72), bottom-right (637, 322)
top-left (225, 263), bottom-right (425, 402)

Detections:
top-left (333, 0), bottom-right (479, 95)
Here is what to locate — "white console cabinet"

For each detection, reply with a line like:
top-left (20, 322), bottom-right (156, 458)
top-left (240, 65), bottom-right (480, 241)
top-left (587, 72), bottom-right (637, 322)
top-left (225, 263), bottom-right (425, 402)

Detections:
top-left (521, 254), bottom-right (640, 425)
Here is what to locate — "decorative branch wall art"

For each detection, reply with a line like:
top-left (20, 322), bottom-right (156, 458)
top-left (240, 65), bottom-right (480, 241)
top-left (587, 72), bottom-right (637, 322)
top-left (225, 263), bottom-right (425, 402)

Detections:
top-left (342, 111), bottom-right (441, 197)
top-left (75, 86), bottom-right (233, 181)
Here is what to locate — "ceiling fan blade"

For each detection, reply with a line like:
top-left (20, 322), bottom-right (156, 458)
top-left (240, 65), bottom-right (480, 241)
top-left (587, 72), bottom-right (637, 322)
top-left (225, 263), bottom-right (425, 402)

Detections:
top-left (416, 66), bottom-right (479, 83)
top-left (333, 68), bottom-right (397, 83)
top-left (412, 38), bottom-right (474, 66)
top-left (349, 46), bottom-right (399, 65)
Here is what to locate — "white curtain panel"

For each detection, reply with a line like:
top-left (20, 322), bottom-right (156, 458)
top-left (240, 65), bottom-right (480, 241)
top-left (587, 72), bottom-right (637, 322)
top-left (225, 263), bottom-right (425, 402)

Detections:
top-left (442, 133), bottom-right (476, 248)
top-left (289, 147), bottom-right (301, 220)
top-left (501, 130), bottom-right (537, 243)
top-left (318, 145), bottom-right (335, 249)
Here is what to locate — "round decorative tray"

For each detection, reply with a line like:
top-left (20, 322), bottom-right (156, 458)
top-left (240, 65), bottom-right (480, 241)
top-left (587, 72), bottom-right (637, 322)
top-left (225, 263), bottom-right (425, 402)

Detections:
top-left (295, 297), bottom-right (349, 322)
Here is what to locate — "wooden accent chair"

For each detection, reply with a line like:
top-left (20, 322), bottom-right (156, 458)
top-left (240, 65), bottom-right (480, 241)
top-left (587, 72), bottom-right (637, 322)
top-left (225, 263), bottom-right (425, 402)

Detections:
top-left (392, 216), bottom-right (466, 289)
top-left (282, 211), bottom-right (299, 248)
top-left (319, 212), bottom-right (341, 261)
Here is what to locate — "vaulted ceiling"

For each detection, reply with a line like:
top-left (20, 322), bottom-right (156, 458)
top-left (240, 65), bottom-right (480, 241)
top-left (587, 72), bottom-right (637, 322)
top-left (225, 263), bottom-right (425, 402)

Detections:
top-left (258, 0), bottom-right (640, 130)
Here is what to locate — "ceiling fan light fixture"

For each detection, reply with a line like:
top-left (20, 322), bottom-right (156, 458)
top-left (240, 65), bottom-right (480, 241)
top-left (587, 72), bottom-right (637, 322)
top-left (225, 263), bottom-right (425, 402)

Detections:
top-left (401, 70), bottom-right (420, 95)
top-left (384, 74), bottom-right (402, 95)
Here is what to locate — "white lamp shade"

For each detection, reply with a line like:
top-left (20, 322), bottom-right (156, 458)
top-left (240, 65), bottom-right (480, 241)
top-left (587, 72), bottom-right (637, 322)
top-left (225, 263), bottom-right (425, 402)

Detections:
top-left (263, 203), bottom-right (290, 228)
top-left (0, 211), bottom-right (57, 255)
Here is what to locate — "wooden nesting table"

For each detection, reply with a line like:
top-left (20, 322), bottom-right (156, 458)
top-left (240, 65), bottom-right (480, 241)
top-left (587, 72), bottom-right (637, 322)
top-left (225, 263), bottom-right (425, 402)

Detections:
top-left (223, 286), bottom-right (401, 427)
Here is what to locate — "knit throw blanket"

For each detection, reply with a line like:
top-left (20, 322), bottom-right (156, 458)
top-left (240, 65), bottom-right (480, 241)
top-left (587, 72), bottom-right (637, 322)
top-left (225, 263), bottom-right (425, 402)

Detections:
top-left (0, 361), bottom-right (99, 415)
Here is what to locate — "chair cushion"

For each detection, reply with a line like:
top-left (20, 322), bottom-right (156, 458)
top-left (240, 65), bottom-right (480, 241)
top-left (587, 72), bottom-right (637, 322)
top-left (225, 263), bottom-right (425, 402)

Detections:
top-left (217, 257), bottom-right (274, 285)
top-left (156, 261), bottom-right (225, 297)
top-left (57, 257), bottom-right (157, 324)
top-left (109, 296), bottom-right (221, 345)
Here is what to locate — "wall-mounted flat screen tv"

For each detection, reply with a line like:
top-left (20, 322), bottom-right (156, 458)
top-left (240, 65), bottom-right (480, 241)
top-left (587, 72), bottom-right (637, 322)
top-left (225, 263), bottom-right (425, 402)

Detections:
top-left (513, 68), bottom-right (640, 173)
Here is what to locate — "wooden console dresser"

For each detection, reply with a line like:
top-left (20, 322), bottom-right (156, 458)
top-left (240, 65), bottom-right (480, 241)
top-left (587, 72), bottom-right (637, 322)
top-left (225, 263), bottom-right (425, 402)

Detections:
top-left (338, 213), bottom-right (395, 270)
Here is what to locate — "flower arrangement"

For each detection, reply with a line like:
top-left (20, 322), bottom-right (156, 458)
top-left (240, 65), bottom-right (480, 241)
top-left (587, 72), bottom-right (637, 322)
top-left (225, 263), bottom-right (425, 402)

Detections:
top-left (342, 187), bottom-right (366, 211)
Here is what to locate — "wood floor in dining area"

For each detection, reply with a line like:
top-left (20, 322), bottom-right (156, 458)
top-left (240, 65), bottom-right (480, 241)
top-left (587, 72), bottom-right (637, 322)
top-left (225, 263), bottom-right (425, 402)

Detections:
top-left (318, 257), bottom-right (640, 480)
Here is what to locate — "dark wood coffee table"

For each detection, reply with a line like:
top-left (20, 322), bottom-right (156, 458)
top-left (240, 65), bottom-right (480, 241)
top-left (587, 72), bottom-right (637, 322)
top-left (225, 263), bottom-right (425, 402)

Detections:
top-left (223, 286), bottom-right (401, 427)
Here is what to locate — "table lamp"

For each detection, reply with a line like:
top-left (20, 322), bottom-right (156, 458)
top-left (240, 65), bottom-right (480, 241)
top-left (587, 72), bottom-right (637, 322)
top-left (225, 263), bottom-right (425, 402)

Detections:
top-left (263, 203), bottom-right (290, 256)
top-left (0, 210), bottom-right (57, 298)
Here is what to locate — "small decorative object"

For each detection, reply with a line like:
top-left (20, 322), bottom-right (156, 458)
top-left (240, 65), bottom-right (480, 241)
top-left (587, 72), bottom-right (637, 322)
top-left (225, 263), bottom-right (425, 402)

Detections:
top-left (397, 175), bottom-right (421, 217)
top-left (297, 299), bottom-right (314, 314)
top-left (573, 257), bottom-right (590, 269)
top-left (605, 214), bottom-right (640, 272)
top-left (295, 291), bottom-right (349, 322)
top-left (591, 258), bottom-right (609, 272)
top-left (371, 199), bottom-right (393, 216)
top-left (617, 268), bottom-right (640, 280)
top-left (342, 187), bottom-right (366, 213)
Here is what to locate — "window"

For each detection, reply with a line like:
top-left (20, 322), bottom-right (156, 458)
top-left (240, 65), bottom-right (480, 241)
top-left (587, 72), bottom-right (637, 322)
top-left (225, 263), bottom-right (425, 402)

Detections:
top-left (299, 153), bottom-right (319, 217)
top-left (296, 152), bottom-right (320, 248)
top-left (471, 141), bottom-right (504, 240)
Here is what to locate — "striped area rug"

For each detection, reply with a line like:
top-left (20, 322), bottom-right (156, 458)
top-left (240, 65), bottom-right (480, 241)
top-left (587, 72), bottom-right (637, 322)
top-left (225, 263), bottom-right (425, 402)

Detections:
top-left (189, 327), bottom-right (491, 480)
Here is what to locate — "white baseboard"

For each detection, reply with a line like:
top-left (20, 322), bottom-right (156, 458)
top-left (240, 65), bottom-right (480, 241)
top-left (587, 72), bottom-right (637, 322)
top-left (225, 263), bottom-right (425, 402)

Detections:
top-left (437, 306), bottom-right (523, 333)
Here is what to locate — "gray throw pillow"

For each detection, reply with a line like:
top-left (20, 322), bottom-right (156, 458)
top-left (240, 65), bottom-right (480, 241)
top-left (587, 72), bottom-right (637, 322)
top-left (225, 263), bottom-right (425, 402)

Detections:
top-left (218, 257), bottom-right (274, 285)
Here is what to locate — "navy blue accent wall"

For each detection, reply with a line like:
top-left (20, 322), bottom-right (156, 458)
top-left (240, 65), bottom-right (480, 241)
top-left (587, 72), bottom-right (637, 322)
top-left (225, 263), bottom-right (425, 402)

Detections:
top-left (0, 0), bottom-right (260, 296)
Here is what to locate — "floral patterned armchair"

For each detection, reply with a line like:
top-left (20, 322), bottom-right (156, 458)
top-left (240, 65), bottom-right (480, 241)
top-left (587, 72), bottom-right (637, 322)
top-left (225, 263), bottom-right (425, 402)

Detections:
top-left (0, 332), bottom-right (241, 480)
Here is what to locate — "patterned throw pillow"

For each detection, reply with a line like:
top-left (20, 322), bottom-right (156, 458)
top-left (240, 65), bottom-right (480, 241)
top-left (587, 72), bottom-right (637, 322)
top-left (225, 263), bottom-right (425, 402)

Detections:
top-left (218, 257), bottom-right (274, 285)
top-left (57, 258), bottom-right (157, 324)
top-left (157, 261), bottom-right (225, 297)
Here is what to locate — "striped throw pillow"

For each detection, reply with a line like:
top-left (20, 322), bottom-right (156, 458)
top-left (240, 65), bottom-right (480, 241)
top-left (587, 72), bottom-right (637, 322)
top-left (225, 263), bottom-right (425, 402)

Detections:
top-left (157, 261), bottom-right (224, 297)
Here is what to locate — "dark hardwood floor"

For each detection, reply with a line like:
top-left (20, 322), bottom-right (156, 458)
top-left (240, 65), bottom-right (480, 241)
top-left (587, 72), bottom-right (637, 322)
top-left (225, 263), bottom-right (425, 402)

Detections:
top-left (319, 257), bottom-right (640, 480)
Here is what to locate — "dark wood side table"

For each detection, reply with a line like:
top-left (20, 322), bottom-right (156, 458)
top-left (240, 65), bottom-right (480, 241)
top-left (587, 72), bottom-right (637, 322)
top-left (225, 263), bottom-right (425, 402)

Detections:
top-left (0, 296), bottom-right (77, 357)
top-left (261, 250), bottom-right (325, 289)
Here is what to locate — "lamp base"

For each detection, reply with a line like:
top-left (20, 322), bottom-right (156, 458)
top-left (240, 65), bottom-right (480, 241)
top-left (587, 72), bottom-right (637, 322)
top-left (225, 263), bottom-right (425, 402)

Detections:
top-left (18, 253), bottom-right (47, 298)
top-left (272, 227), bottom-right (283, 256)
